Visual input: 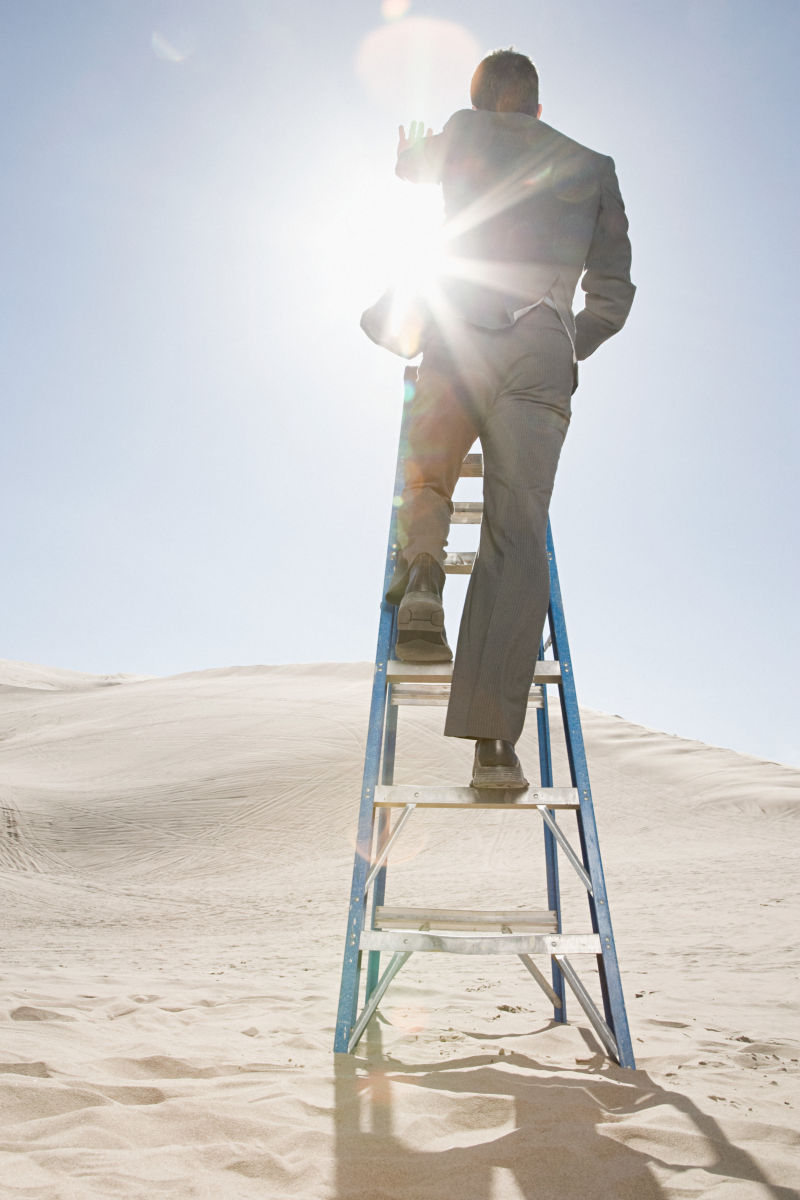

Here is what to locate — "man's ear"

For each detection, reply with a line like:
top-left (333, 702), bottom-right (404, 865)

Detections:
top-left (537, 103), bottom-right (543, 118)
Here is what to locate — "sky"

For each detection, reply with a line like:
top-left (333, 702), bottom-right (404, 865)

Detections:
top-left (1, 0), bottom-right (798, 765)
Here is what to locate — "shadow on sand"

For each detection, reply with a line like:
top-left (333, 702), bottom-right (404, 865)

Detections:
top-left (333, 1021), bottom-right (792, 1200)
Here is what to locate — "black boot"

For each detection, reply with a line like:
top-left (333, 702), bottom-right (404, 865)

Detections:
top-left (395, 553), bottom-right (452, 663)
top-left (471, 738), bottom-right (528, 789)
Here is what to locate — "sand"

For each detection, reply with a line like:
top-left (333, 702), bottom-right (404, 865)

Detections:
top-left (1, 658), bottom-right (798, 1199)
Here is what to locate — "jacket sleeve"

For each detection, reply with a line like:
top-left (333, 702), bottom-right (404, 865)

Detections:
top-left (574, 157), bottom-right (636, 361)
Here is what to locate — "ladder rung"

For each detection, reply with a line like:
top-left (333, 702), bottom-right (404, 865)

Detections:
top-left (444, 551), bottom-right (476, 574)
top-left (387, 660), bottom-right (561, 685)
top-left (390, 682), bottom-right (543, 709)
top-left (360, 930), bottom-right (602, 956)
top-left (451, 501), bottom-right (483, 523)
top-left (374, 784), bottom-right (579, 809)
top-left (459, 453), bottom-right (483, 477)
top-left (374, 907), bottom-right (558, 932)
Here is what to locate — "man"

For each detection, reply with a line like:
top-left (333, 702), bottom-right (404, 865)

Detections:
top-left (376, 50), bottom-right (634, 788)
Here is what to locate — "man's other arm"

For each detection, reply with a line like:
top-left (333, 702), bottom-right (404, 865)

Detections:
top-left (574, 158), bottom-right (636, 361)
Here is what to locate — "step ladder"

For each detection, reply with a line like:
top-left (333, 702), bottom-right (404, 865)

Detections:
top-left (334, 368), bottom-right (635, 1068)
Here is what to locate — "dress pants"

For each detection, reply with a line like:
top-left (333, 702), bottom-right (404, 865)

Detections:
top-left (397, 303), bottom-right (574, 744)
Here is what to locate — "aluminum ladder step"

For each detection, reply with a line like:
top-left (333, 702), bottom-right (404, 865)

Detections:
top-left (460, 453), bottom-right (483, 477)
top-left (360, 929), bottom-right (602, 955)
top-left (444, 551), bottom-right (476, 574)
top-left (390, 681), bottom-right (544, 708)
top-left (451, 501), bottom-right (483, 524)
top-left (374, 906), bottom-right (558, 932)
top-left (374, 784), bottom-right (580, 809)
top-left (387, 659), bottom-right (561, 685)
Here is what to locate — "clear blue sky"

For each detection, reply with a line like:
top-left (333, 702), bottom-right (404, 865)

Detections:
top-left (1, 0), bottom-right (798, 765)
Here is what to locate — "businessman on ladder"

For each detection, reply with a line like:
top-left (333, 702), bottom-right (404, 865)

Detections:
top-left (367, 50), bottom-right (635, 789)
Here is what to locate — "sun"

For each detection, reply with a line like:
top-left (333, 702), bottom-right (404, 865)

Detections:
top-left (308, 159), bottom-right (447, 325)
top-left (353, 170), bottom-right (446, 297)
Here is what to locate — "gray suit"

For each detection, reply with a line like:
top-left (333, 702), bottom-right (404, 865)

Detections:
top-left (390, 108), bottom-right (635, 742)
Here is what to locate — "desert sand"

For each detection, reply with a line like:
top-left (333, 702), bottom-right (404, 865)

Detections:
top-left (1, 658), bottom-right (798, 1199)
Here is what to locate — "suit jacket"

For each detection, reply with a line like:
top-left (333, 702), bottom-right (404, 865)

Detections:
top-left (395, 109), bottom-right (635, 361)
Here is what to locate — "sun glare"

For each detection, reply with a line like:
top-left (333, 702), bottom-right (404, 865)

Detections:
top-left (308, 164), bottom-right (446, 324)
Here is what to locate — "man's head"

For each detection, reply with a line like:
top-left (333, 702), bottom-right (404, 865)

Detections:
top-left (470, 50), bottom-right (541, 118)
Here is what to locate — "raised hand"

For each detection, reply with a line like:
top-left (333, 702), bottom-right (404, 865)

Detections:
top-left (397, 121), bottom-right (433, 156)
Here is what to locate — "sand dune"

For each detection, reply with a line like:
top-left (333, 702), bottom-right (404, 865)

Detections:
top-left (1, 659), bottom-right (798, 1199)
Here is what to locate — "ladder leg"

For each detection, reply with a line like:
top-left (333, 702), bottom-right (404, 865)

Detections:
top-left (334, 381), bottom-right (414, 1054)
top-left (536, 660), bottom-right (567, 1022)
top-left (573, 808), bottom-right (615, 1030)
top-left (333, 613), bottom-right (392, 1052)
top-left (366, 674), bottom-right (400, 1000)
top-left (365, 807), bottom-right (390, 1001)
top-left (546, 524), bottom-right (636, 1069)
top-left (382, 684), bottom-right (399, 787)
top-left (348, 951), bottom-right (412, 1053)
top-left (555, 954), bottom-right (619, 1061)
top-left (518, 953), bottom-right (563, 1010)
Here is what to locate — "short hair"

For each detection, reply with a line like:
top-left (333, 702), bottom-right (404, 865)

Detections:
top-left (470, 49), bottom-right (539, 117)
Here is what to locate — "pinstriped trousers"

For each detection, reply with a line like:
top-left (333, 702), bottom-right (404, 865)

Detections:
top-left (397, 303), bottom-right (574, 744)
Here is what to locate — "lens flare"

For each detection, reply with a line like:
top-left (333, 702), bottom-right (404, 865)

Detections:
top-left (377, 151), bottom-right (567, 368)
top-left (388, 1004), bottom-right (430, 1033)
top-left (381, 0), bottom-right (411, 19)
top-left (347, 815), bottom-right (428, 866)
top-left (151, 30), bottom-right (193, 63)
top-left (355, 16), bottom-right (482, 115)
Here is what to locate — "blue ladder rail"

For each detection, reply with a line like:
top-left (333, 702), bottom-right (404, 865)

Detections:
top-left (333, 369), bottom-right (635, 1068)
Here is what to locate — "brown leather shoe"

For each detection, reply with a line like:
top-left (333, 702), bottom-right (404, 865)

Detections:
top-left (471, 739), bottom-right (528, 789)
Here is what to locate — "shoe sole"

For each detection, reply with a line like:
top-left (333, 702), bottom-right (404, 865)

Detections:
top-left (470, 763), bottom-right (529, 789)
top-left (395, 636), bottom-right (453, 662)
top-left (396, 590), bottom-right (451, 661)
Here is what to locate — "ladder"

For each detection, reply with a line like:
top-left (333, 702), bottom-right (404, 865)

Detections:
top-left (334, 368), bottom-right (635, 1069)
